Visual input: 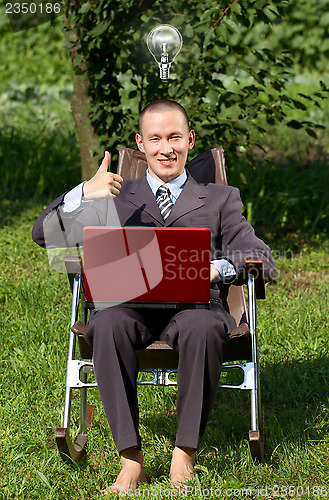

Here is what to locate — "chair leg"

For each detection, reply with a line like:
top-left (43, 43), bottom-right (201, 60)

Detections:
top-left (56, 360), bottom-right (95, 463)
top-left (247, 273), bottom-right (264, 460)
top-left (56, 297), bottom-right (95, 462)
top-left (249, 429), bottom-right (264, 460)
top-left (56, 404), bottom-right (94, 463)
top-left (249, 385), bottom-right (264, 460)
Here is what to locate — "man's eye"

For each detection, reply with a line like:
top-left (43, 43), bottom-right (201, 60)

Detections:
top-left (170, 136), bottom-right (181, 140)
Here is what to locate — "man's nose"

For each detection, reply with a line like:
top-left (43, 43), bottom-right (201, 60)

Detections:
top-left (160, 140), bottom-right (173, 155)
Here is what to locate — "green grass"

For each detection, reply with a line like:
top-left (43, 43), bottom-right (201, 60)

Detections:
top-left (1, 204), bottom-right (329, 499)
top-left (0, 112), bottom-right (329, 497)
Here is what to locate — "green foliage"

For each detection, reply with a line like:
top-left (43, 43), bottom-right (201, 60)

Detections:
top-left (63, 0), bottom-right (328, 165)
top-left (247, 0), bottom-right (329, 72)
top-left (0, 11), bottom-right (72, 92)
top-left (0, 6), bottom-right (74, 132)
top-left (0, 6), bottom-right (80, 205)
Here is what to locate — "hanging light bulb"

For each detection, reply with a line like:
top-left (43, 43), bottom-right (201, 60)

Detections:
top-left (147, 25), bottom-right (183, 80)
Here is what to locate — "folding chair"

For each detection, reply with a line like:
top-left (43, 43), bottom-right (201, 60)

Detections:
top-left (55, 147), bottom-right (266, 463)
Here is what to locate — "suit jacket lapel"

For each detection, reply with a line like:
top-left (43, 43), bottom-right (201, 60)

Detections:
top-left (126, 174), bottom-right (164, 225)
top-left (165, 172), bottom-right (206, 225)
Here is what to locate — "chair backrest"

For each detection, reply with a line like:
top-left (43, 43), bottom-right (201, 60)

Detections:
top-left (117, 147), bottom-right (246, 326)
top-left (117, 147), bottom-right (227, 184)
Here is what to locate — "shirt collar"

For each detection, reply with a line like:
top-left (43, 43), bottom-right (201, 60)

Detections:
top-left (146, 169), bottom-right (187, 199)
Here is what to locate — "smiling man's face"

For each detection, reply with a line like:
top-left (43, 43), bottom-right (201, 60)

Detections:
top-left (135, 108), bottom-right (195, 184)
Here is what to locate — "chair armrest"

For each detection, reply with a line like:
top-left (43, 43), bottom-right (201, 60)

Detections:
top-left (228, 322), bottom-right (250, 339)
top-left (64, 256), bottom-right (83, 293)
top-left (71, 320), bottom-right (87, 336)
top-left (245, 258), bottom-right (265, 299)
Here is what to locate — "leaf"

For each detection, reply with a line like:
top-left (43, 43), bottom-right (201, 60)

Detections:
top-left (230, 2), bottom-right (242, 15)
top-left (200, 6), bottom-right (220, 21)
top-left (216, 23), bottom-right (227, 41)
top-left (34, 469), bottom-right (51, 488)
top-left (79, 3), bottom-right (91, 14)
top-left (253, 50), bottom-right (265, 62)
top-left (203, 27), bottom-right (214, 51)
top-left (183, 77), bottom-right (194, 89)
top-left (222, 20), bottom-right (239, 34)
top-left (262, 48), bottom-right (277, 63)
top-left (90, 22), bottom-right (110, 37)
top-left (250, 70), bottom-right (265, 85)
top-left (306, 128), bottom-right (317, 139)
top-left (267, 7), bottom-right (281, 19)
top-left (168, 85), bottom-right (179, 98)
top-left (73, 55), bottom-right (83, 67)
top-left (244, 94), bottom-right (257, 106)
top-left (291, 99), bottom-right (307, 111)
top-left (287, 120), bottom-right (303, 129)
top-left (184, 25), bottom-right (194, 38)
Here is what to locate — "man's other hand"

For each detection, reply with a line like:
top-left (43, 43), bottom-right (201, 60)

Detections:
top-left (83, 151), bottom-right (124, 200)
top-left (210, 263), bottom-right (220, 282)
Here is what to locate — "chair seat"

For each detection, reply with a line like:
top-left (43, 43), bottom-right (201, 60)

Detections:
top-left (71, 321), bottom-right (251, 367)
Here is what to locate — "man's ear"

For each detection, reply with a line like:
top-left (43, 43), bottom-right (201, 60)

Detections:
top-left (135, 133), bottom-right (145, 153)
top-left (188, 130), bottom-right (196, 150)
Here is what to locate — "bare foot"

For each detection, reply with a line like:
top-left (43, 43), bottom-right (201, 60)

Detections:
top-left (170, 446), bottom-right (196, 489)
top-left (102, 447), bottom-right (147, 497)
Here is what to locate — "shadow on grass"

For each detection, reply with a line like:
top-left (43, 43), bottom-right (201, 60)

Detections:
top-left (261, 356), bottom-right (329, 447)
top-left (137, 355), bottom-right (329, 469)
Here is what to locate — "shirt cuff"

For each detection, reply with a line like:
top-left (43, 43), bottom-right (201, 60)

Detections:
top-left (211, 259), bottom-right (236, 283)
top-left (61, 182), bottom-right (91, 215)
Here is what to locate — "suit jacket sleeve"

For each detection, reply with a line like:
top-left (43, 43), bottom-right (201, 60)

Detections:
top-left (221, 187), bottom-right (276, 284)
top-left (31, 193), bottom-right (109, 249)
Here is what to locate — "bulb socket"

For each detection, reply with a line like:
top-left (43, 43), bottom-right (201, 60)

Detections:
top-left (160, 67), bottom-right (170, 80)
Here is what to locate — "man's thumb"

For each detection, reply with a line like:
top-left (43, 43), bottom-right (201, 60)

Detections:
top-left (98, 151), bottom-right (111, 172)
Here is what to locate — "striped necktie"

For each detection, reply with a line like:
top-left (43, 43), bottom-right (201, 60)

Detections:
top-left (156, 185), bottom-right (173, 220)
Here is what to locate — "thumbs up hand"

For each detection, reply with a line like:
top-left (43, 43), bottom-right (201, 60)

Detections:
top-left (82, 151), bottom-right (124, 200)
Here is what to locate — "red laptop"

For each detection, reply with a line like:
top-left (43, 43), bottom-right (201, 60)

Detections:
top-left (83, 227), bottom-right (211, 309)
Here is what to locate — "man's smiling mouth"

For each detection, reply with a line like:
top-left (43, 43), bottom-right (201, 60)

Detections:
top-left (158, 157), bottom-right (176, 165)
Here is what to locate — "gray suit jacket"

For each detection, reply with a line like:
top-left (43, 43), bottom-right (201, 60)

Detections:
top-left (32, 172), bottom-right (276, 285)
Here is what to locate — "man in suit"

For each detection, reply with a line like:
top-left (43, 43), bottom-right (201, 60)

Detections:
top-left (32, 99), bottom-right (275, 495)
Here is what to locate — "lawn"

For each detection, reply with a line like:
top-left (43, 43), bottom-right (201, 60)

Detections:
top-left (1, 195), bottom-right (329, 499)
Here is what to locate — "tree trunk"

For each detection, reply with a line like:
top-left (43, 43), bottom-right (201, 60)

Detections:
top-left (63, 1), bottom-right (100, 181)
top-left (71, 72), bottom-right (100, 181)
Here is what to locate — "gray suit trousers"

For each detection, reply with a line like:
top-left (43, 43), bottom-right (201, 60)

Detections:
top-left (84, 302), bottom-right (233, 453)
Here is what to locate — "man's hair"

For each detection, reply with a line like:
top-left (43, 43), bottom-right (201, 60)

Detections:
top-left (138, 99), bottom-right (190, 134)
